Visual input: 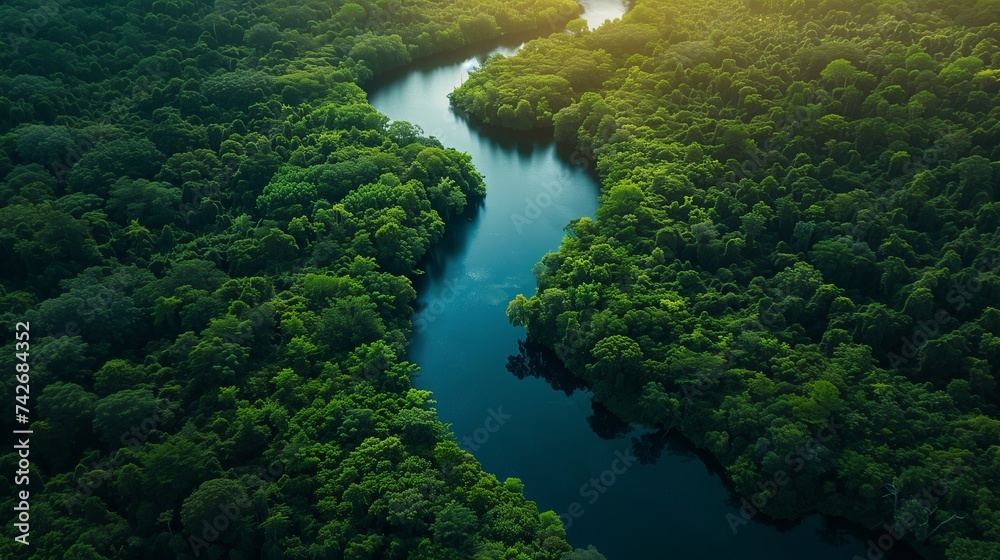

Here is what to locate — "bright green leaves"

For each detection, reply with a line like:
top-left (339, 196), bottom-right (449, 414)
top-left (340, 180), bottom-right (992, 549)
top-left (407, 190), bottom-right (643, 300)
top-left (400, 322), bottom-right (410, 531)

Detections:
top-left (597, 181), bottom-right (644, 222)
top-left (257, 164), bottom-right (319, 220)
top-left (474, 1), bottom-right (1000, 554)
top-left (820, 58), bottom-right (860, 88)
top-left (939, 56), bottom-right (985, 84)
top-left (451, 47), bottom-right (592, 129)
top-left (0, 0), bottom-right (629, 558)
top-left (313, 101), bottom-right (389, 131)
top-left (588, 334), bottom-right (643, 391)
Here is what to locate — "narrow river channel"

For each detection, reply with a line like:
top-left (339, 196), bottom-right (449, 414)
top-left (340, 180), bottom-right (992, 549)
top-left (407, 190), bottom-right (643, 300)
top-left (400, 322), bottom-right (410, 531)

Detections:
top-left (367, 1), bottom-right (921, 558)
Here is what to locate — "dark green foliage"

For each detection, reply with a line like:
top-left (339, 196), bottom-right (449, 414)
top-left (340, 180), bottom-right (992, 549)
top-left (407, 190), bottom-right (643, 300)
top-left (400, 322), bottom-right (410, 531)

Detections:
top-left (15, 125), bottom-right (77, 166)
top-left (462, 0), bottom-right (1000, 557)
top-left (0, 0), bottom-right (585, 557)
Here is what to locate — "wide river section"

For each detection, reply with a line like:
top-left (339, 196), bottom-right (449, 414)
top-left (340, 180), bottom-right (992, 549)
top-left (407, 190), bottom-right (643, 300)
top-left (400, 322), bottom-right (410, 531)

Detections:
top-left (367, 2), bottom-right (920, 558)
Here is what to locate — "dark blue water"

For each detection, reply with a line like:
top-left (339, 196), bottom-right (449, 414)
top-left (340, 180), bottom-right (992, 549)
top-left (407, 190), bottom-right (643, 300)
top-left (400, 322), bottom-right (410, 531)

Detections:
top-left (367, 2), bottom-right (922, 558)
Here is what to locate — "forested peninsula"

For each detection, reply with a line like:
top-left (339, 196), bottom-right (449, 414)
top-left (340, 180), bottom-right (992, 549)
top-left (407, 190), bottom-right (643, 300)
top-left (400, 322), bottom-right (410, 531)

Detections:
top-left (0, 0), bottom-right (603, 559)
top-left (450, 0), bottom-right (1000, 558)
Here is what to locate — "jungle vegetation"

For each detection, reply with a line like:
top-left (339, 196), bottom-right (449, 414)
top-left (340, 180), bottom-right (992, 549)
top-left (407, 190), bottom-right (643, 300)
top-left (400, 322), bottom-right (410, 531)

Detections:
top-left (451, 0), bottom-right (1000, 558)
top-left (0, 0), bottom-right (602, 559)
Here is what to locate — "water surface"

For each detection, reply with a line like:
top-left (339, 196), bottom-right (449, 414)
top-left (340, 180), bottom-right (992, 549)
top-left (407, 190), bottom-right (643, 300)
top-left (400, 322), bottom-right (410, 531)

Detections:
top-left (367, 4), bottom-right (921, 558)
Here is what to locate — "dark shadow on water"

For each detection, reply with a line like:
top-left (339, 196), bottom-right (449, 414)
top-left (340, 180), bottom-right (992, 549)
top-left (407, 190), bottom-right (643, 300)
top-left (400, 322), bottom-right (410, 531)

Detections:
top-left (586, 400), bottom-right (630, 440)
top-left (365, 29), bottom-right (549, 91)
top-left (374, 15), bottom-right (929, 559)
top-left (503, 339), bottom-right (634, 441)
top-left (631, 427), bottom-right (926, 558)
top-left (505, 339), bottom-right (587, 397)
top-left (503, 334), bottom-right (928, 554)
top-left (410, 200), bottom-right (483, 296)
top-left (630, 428), bottom-right (671, 465)
top-left (631, 426), bottom-right (928, 558)
top-left (451, 105), bottom-right (555, 155)
top-left (506, 339), bottom-right (926, 559)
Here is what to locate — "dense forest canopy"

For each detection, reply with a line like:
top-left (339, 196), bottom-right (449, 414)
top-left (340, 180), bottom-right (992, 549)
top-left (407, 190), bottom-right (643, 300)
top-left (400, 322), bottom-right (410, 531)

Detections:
top-left (0, 0), bottom-right (606, 559)
top-left (451, 0), bottom-right (1000, 558)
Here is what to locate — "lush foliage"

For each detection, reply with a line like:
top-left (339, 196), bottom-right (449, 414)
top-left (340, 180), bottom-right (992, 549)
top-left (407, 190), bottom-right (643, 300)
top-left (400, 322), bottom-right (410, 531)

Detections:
top-left (0, 0), bottom-right (593, 558)
top-left (456, 0), bottom-right (1000, 558)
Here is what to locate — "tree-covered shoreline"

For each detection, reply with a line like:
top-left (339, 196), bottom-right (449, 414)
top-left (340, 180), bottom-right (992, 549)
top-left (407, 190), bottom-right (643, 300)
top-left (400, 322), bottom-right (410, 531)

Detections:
top-left (451, 0), bottom-right (1000, 558)
top-left (0, 0), bottom-right (604, 558)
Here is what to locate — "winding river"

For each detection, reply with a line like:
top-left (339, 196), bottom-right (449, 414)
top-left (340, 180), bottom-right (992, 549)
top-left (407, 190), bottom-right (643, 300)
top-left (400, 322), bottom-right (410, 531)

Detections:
top-left (367, 2), bottom-right (921, 558)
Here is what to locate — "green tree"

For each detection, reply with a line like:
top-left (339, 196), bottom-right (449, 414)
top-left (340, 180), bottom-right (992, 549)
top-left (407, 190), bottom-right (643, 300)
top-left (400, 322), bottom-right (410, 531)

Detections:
top-left (180, 478), bottom-right (249, 535)
top-left (431, 501), bottom-right (479, 550)
top-left (15, 124), bottom-right (76, 166)
top-left (821, 59), bottom-right (859, 88)
top-left (66, 139), bottom-right (164, 194)
top-left (107, 178), bottom-right (181, 227)
top-left (350, 33), bottom-right (411, 74)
